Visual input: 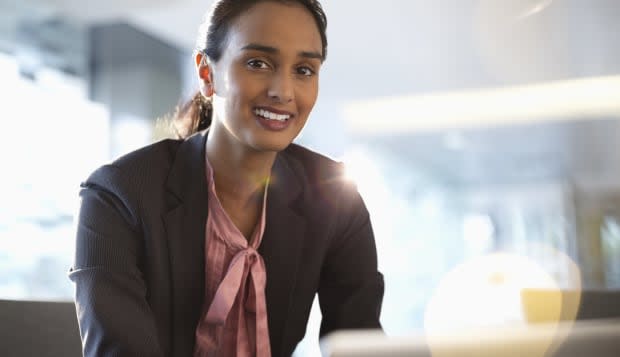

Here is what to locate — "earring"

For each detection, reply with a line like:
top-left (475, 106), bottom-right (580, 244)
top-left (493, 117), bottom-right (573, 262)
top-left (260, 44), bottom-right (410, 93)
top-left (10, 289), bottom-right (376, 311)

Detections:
top-left (197, 53), bottom-right (214, 96)
top-left (201, 84), bottom-right (214, 97)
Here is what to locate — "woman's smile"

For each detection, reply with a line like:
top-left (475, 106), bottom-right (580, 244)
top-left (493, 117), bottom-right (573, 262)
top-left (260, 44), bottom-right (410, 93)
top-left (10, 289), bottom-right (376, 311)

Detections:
top-left (253, 106), bottom-right (295, 131)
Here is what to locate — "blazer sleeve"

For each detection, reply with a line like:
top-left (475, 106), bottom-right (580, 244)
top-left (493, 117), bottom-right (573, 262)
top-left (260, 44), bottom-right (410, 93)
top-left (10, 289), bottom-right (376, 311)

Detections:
top-left (317, 178), bottom-right (384, 338)
top-left (68, 166), bottom-right (165, 357)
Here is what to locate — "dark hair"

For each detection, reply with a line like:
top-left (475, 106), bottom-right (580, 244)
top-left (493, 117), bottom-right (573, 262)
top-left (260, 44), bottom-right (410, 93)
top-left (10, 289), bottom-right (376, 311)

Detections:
top-left (171, 0), bottom-right (328, 139)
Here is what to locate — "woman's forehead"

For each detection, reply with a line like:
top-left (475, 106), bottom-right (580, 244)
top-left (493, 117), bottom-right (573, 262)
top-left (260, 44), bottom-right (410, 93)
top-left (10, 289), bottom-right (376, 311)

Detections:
top-left (225, 1), bottom-right (322, 55)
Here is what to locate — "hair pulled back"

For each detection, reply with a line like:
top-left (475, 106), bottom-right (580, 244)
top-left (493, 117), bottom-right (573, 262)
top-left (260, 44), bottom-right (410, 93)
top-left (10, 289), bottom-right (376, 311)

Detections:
top-left (172, 0), bottom-right (327, 139)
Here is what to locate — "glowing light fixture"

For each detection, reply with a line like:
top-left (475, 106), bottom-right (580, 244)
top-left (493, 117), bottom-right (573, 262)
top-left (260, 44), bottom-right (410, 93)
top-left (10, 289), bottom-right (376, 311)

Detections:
top-left (344, 75), bottom-right (620, 134)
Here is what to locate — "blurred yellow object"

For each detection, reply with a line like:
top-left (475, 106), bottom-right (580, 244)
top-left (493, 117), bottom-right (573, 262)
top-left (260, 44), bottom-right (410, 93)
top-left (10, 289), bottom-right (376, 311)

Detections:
top-left (423, 250), bottom-right (582, 357)
top-left (424, 253), bottom-right (558, 333)
top-left (521, 288), bottom-right (581, 324)
top-left (424, 253), bottom-right (558, 357)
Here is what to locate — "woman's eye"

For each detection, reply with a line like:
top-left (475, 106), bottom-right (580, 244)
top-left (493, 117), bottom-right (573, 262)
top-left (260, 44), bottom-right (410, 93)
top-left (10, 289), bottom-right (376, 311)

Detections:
top-left (297, 66), bottom-right (315, 77)
top-left (247, 59), bottom-right (269, 69)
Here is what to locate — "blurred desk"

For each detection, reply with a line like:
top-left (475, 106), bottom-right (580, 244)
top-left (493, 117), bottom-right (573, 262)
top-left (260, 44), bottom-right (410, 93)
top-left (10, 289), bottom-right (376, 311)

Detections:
top-left (0, 299), bottom-right (81, 357)
top-left (321, 319), bottom-right (620, 357)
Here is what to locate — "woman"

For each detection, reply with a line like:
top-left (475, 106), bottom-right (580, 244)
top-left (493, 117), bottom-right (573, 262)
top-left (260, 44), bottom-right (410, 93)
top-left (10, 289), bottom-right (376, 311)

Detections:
top-left (70, 0), bottom-right (384, 356)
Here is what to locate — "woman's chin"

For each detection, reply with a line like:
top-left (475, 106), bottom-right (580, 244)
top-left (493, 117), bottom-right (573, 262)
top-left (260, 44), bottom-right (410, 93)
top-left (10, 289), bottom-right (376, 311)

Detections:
top-left (246, 131), bottom-right (299, 153)
top-left (249, 140), bottom-right (292, 153)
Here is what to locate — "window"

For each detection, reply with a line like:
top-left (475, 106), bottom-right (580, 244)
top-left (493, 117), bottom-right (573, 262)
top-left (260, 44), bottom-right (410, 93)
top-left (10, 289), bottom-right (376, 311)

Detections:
top-left (0, 53), bottom-right (109, 300)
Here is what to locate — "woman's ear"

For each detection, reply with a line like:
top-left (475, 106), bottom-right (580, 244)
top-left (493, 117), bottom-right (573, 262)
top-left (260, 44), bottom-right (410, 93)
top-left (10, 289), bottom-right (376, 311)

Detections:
top-left (195, 52), bottom-right (214, 97)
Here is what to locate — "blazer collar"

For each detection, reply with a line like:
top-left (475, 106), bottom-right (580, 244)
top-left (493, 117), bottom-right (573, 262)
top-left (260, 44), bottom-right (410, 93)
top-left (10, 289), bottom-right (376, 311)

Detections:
top-left (259, 150), bottom-right (307, 355)
top-left (165, 130), bottom-right (209, 203)
top-left (163, 130), bottom-right (209, 356)
top-left (166, 130), bottom-right (303, 206)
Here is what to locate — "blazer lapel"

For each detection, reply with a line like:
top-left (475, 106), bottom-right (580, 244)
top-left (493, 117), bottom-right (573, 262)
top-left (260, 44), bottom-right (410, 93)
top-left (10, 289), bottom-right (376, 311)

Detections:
top-left (162, 131), bottom-right (209, 356)
top-left (162, 134), bottom-right (307, 355)
top-left (259, 152), bottom-right (307, 355)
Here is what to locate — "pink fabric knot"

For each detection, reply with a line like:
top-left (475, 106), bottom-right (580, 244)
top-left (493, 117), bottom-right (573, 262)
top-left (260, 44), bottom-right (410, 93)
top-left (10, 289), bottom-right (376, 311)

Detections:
top-left (205, 247), bottom-right (267, 326)
top-left (201, 246), bottom-right (271, 356)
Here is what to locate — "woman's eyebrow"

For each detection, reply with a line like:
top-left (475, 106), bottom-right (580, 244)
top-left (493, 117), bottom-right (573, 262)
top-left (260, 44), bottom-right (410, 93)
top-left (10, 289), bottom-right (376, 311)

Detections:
top-left (242, 43), bottom-right (278, 54)
top-left (241, 43), bottom-right (322, 60)
top-left (299, 51), bottom-right (322, 60)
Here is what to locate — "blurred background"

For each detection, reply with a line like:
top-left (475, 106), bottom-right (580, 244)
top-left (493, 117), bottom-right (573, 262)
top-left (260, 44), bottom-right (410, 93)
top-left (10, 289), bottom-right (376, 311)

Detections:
top-left (2, 0), bottom-right (620, 355)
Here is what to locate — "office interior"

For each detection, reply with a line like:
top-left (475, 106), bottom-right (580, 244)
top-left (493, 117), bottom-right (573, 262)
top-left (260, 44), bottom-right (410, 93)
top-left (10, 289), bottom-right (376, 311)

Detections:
top-left (1, 0), bottom-right (620, 356)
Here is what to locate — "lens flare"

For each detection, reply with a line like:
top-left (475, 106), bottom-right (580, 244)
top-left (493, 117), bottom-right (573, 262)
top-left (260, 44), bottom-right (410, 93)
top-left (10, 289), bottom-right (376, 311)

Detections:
top-left (424, 248), bottom-right (582, 357)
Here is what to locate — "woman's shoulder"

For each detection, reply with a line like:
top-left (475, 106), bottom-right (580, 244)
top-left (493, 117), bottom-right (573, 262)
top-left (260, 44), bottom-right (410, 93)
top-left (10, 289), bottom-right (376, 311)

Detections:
top-left (112, 138), bottom-right (184, 170)
top-left (84, 138), bottom-right (184, 192)
top-left (283, 144), bottom-right (368, 223)
top-left (281, 143), bottom-right (364, 204)
top-left (283, 143), bottom-right (346, 184)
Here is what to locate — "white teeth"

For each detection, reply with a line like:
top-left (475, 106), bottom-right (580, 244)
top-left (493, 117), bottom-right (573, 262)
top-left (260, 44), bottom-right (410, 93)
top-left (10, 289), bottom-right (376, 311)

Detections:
top-left (254, 108), bottom-right (291, 121)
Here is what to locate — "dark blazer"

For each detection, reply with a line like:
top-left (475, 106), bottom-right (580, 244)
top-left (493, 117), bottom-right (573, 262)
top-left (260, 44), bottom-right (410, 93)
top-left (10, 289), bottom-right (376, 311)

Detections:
top-left (69, 130), bottom-right (384, 357)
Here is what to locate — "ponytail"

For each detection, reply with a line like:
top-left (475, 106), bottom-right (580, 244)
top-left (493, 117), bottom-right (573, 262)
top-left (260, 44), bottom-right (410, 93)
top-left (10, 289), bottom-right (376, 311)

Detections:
top-left (171, 91), bottom-right (212, 139)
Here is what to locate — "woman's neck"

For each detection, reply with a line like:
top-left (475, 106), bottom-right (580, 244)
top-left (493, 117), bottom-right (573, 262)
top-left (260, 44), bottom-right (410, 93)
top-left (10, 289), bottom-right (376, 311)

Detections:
top-left (206, 126), bottom-right (276, 207)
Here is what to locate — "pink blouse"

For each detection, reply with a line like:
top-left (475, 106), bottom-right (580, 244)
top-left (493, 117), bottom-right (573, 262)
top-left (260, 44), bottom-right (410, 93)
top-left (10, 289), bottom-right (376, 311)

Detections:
top-left (194, 157), bottom-right (271, 357)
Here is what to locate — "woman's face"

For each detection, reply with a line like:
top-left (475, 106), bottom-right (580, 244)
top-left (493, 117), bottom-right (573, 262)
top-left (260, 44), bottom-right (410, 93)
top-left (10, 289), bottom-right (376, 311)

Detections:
top-left (205, 1), bottom-right (323, 153)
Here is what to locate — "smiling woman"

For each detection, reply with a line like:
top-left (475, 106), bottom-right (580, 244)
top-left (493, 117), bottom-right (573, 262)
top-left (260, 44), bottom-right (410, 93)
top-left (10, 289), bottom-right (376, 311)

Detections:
top-left (69, 1), bottom-right (384, 357)
top-left (199, 1), bottom-right (322, 156)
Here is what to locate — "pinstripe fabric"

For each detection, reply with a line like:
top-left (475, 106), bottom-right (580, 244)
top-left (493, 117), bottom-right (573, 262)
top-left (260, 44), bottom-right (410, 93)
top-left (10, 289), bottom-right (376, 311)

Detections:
top-left (70, 131), bottom-right (384, 357)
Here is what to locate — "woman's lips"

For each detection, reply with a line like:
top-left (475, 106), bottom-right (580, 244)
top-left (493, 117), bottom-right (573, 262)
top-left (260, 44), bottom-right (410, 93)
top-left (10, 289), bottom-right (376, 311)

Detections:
top-left (254, 107), bottom-right (294, 131)
top-left (254, 106), bottom-right (294, 117)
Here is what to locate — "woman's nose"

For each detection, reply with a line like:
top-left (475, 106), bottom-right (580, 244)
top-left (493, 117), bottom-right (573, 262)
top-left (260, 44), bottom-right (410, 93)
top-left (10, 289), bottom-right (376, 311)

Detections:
top-left (267, 72), bottom-right (294, 103)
